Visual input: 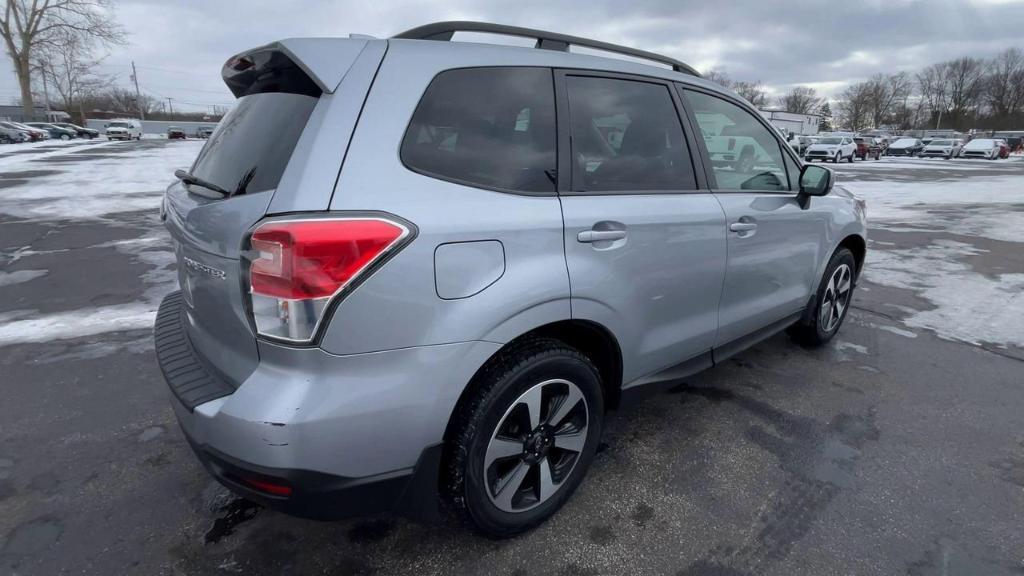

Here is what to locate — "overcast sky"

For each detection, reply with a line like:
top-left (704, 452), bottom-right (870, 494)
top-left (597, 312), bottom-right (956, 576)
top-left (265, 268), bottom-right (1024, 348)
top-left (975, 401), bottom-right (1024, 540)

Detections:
top-left (2, 0), bottom-right (1023, 113)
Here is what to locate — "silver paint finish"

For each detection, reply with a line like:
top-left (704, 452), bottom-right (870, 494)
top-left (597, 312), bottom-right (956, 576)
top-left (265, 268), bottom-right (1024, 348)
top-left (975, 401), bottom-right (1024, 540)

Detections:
top-left (434, 240), bottom-right (506, 300)
top-left (160, 34), bottom-right (867, 484)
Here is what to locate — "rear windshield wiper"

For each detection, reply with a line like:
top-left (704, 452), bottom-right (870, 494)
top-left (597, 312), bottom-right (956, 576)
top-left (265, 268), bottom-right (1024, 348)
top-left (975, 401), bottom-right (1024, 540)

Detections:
top-left (233, 166), bottom-right (257, 197)
top-left (174, 169), bottom-right (229, 198)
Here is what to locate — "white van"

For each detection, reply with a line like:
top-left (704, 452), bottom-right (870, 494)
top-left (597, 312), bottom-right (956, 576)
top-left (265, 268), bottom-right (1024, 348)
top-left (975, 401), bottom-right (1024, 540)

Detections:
top-left (105, 119), bottom-right (143, 140)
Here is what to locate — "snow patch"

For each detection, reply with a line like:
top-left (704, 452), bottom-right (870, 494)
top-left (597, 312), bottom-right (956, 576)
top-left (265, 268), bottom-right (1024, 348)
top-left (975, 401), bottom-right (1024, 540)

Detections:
top-left (0, 141), bottom-right (204, 222)
top-left (0, 269), bottom-right (47, 287)
top-left (833, 341), bottom-right (869, 355)
top-left (864, 240), bottom-right (1024, 349)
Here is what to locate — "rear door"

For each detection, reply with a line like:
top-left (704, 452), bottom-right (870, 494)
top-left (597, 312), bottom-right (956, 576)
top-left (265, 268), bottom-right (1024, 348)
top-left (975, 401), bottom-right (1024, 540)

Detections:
top-left (681, 88), bottom-right (829, 349)
top-left (557, 71), bottom-right (727, 385)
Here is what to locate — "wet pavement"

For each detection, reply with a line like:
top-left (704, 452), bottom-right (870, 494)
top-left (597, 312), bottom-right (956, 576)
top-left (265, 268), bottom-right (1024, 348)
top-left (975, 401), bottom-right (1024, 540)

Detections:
top-left (0, 142), bottom-right (1022, 575)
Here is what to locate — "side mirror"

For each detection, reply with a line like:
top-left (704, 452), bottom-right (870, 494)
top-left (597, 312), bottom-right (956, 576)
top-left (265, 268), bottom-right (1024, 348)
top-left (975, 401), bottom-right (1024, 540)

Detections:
top-left (798, 164), bottom-right (833, 205)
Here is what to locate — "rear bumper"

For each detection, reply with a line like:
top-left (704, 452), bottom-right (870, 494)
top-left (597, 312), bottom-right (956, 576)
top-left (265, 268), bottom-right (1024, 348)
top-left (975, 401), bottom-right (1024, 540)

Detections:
top-left (185, 432), bottom-right (444, 521)
top-left (154, 290), bottom-right (499, 519)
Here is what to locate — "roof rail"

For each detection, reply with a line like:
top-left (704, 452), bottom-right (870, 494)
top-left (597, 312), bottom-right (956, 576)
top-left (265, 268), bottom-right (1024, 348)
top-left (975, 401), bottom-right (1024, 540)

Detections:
top-left (393, 21), bottom-right (701, 77)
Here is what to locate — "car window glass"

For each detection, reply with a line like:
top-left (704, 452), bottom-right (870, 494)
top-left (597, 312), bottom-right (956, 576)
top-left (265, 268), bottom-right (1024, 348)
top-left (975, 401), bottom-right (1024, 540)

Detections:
top-left (684, 90), bottom-right (788, 191)
top-left (401, 67), bottom-right (556, 193)
top-left (565, 76), bottom-right (696, 192)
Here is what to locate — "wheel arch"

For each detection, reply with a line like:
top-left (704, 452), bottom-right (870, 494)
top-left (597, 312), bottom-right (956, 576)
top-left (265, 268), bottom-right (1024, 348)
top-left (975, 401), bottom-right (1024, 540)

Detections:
top-left (442, 319), bottom-right (624, 444)
top-left (838, 233), bottom-right (866, 281)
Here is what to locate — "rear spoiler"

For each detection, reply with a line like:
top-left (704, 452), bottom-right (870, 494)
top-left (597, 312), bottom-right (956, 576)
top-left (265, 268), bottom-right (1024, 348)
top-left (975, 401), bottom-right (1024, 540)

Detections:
top-left (222, 38), bottom-right (372, 97)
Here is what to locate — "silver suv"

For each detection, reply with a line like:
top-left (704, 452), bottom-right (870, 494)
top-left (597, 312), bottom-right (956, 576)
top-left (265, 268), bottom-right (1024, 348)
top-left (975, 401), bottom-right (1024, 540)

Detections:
top-left (155, 22), bottom-right (866, 536)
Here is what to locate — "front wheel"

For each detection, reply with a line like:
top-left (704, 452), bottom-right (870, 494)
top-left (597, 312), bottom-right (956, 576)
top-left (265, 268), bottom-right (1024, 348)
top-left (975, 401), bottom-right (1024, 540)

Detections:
top-left (832, 153), bottom-right (840, 164)
top-left (788, 248), bottom-right (856, 347)
top-left (60, 134), bottom-right (70, 140)
top-left (445, 338), bottom-right (603, 537)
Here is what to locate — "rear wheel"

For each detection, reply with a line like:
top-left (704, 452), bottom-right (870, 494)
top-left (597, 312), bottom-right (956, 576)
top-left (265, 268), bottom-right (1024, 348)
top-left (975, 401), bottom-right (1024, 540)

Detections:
top-left (445, 338), bottom-right (603, 537)
top-left (788, 248), bottom-right (856, 347)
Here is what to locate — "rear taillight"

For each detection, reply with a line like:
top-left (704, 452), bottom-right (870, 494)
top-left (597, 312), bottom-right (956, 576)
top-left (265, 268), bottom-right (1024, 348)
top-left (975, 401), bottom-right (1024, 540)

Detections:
top-left (245, 217), bottom-right (410, 343)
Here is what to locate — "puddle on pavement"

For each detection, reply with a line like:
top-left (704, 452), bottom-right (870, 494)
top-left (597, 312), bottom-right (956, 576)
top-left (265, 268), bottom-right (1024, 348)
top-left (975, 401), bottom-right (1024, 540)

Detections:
top-left (2, 515), bottom-right (63, 556)
top-left (204, 498), bottom-right (262, 545)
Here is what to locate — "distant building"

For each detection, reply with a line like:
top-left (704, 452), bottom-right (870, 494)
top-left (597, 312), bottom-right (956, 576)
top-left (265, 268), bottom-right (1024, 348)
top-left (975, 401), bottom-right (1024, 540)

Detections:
top-left (0, 104), bottom-right (69, 123)
top-left (759, 110), bottom-right (821, 136)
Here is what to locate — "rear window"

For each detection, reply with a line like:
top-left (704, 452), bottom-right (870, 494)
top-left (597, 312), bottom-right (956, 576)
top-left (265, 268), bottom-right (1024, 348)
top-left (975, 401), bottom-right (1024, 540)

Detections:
top-left (401, 67), bottom-right (556, 193)
top-left (189, 93), bottom-right (316, 195)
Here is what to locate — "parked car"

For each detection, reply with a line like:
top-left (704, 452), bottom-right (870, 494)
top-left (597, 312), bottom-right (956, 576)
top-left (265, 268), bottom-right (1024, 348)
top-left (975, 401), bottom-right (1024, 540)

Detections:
top-left (25, 122), bottom-right (77, 140)
top-left (167, 126), bottom-right (187, 139)
top-left (884, 137), bottom-right (923, 157)
top-left (959, 138), bottom-right (1002, 160)
top-left (105, 119), bottom-right (143, 140)
top-left (804, 135), bottom-right (857, 163)
top-left (920, 139), bottom-right (963, 159)
top-left (196, 126), bottom-right (215, 138)
top-left (995, 139), bottom-right (1010, 159)
top-left (853, 137), bottom-right (881, 160)
top-left (155, 22), bottom-right (867, 537)
top-left (0, 122), bottom-right (31, 143)
top-left (4, 121), bottom-right (48, 141)
top-left (787, 134), bottom-right (814, 155)
top-left (53, 122), bottom-right (99, 139)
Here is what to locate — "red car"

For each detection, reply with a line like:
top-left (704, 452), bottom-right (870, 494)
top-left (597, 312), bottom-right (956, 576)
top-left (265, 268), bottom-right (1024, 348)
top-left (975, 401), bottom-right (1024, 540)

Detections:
top-left (996, 139), bottom-right (1010, 159)
top-left (853, 137), bottom-right (882, 160)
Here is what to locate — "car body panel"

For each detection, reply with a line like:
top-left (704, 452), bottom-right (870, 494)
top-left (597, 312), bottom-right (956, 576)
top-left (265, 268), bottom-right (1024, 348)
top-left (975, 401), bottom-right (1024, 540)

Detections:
top-left (562, 193), bottom-right (727, 384)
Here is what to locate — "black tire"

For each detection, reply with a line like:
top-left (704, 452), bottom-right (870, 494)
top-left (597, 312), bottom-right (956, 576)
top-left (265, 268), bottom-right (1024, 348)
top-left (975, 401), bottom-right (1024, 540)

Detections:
top-left (832, 153), bottom-right (839, 164)
top-left (60, 134), bottom-right (70, 140)
top-left (788, 247), bottom-right (857, 347)
top-left (445, 337), bottom-right (604, 537)
top-left (847, 152), bottom-right (854, 163)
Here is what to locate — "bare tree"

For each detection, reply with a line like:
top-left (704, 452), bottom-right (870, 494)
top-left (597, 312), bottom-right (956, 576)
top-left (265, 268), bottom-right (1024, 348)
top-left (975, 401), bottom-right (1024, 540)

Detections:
top-left (917, 62), bottom-right (949, 127)
top-left (0, 0), bottom-right (125, 118)
top-left (863, 72), bottom-right (911, 128)
top-left (945, 57), bottom-right (986, 126)
top-left (733, 80), bottom-right (769, 108)
top-left (35, 27), bottom-right (111, 122)
top-left (985, 47), bottom-right (1024, 120)
top-left (776, 86), bottom-right (823, 114)
top-left (837, 82), bottom-right (872, 132)
top-left (702, 68), bottom-right (732, 88)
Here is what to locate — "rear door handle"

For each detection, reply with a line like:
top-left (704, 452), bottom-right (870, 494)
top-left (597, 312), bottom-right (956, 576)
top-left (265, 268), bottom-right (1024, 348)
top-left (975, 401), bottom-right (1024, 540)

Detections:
top-left (577, 229), bottom-right (627, 243)
top-left (729, 222), bottom-right (758, 232)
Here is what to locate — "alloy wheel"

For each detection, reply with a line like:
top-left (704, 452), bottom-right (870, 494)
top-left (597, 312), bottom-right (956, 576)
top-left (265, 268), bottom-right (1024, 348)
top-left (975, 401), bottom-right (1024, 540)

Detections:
top-left (484, 379), bottom-right (589, 513)
top-left (820, 263), bottom-right (853, 332)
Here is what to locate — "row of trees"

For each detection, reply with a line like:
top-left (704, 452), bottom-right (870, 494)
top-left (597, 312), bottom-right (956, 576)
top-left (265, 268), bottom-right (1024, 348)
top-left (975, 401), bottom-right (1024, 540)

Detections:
top-left (2, 1), bottom-right (222, 123)
top-left (706, 47), bottom-right (1024, 132)
top-left (1, 0), bottom-right (124, 118)
top-left (839, 50), bottom-right (1024, 132)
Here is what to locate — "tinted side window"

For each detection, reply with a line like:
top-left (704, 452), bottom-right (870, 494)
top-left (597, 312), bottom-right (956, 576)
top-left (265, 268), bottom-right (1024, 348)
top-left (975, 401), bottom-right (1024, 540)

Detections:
top-left (684, 90), bottom-right (789, 192)
top-left (401, 67), bottom-right (556, 193)
top-left (565, 76), bottom-right (696, 192)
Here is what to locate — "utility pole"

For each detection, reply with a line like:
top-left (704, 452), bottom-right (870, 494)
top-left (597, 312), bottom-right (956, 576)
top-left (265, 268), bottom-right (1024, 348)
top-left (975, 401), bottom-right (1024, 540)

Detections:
top-left (130, 61), bottom-right (146, 120)
top-left (166, 97), bottom-right (174, 116)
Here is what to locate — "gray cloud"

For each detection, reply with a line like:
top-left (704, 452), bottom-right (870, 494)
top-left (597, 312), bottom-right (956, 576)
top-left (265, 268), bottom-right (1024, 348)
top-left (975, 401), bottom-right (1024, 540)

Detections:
top-left (2, 0), bottom-right (1022, 110)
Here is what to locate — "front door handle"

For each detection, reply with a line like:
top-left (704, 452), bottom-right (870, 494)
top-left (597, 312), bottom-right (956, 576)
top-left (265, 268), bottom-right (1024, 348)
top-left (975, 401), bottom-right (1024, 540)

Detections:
top-left (578, 229), bottom-right (627, 243)
top-left (729, 222), bottom-right (758, 232)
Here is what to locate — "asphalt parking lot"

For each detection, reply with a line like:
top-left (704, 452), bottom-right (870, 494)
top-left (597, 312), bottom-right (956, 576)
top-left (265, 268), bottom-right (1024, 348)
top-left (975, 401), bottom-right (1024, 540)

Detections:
top-left (1, 140), bottom-right (1022, 575)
